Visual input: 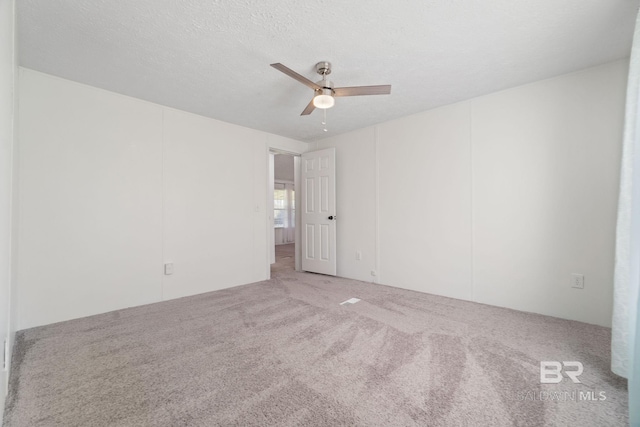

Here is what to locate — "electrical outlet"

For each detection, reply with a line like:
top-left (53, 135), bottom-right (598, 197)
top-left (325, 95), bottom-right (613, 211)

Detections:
top-left (371, 270), bottom-right (377, 277)
top-left (356, 251), bottom-right (362, 261)
top-left (164, 263), bottom-right (174, 275)
top-left (571, 273), bottom-right (584, 289)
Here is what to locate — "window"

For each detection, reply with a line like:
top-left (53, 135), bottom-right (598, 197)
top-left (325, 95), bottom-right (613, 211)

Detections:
top-left (291, 189), bottom-right (295, 228)
top-left (274, 183), bottom-right (287, 228)
top-left (274, 183), bottom-right (295, 243)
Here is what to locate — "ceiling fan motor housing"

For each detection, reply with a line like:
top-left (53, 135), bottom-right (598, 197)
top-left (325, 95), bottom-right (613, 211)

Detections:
top-left (315, 87), bottom-right (334, 97)
top-left (316, 80), bottom-right (334, 92)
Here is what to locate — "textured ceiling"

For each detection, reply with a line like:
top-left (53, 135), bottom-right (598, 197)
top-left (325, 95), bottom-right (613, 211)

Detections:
top-left (18, 0), bottom-right (639, 142)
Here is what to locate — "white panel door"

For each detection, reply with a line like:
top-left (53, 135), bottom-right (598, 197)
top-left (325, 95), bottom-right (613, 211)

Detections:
top-left (301, 148), bottom-right (336, 275)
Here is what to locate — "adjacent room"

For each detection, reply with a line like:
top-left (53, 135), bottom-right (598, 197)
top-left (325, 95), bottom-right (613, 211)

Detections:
top-left (1, 1), bottom-right (639, 426)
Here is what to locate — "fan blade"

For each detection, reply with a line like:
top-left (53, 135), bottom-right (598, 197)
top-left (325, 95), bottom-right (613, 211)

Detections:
top-left (334, 85), bottom-right (392, 97)
top-left (271, 63), bottom-right (322, 90)
top-left (300, 98), bottom-right (316, 116)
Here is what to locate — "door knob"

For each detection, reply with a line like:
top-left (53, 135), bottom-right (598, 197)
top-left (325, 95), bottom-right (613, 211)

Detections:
top-left (328, 215), bottom-right (336, 220)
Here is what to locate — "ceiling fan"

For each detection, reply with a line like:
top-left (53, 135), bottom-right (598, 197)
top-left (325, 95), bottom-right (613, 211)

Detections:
top-left (270, 62), bottom-right (392, 116)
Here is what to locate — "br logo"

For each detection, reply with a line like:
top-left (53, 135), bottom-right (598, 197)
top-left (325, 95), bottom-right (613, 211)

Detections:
top-left (540, 361), bottom-right (583, 384)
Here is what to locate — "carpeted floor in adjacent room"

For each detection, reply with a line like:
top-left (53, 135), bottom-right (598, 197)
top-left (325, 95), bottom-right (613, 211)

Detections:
top-left (3, 244), bottom-right (628, 426)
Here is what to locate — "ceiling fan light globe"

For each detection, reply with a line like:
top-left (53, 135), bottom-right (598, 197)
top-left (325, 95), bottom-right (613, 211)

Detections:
top-left (313, 94), bottom-right (335, 109)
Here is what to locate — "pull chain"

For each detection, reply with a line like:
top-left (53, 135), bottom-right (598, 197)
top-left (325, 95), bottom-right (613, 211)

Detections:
top-left (322, 109), bottom-right (328, 132)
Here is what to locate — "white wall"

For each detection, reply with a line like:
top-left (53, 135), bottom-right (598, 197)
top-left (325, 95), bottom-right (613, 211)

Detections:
top-left (162, 108), bottom-right (267, 300)
top-left (315, 59), bottom-right (627, 327)
top-left (17, 68), bottom-right (308, 329)
top-left (379, 102), bottom-right (473, 300)
top-left (316, 127), bottom-right (377, 282)
top-left (471, 62), bottom-right (625, 326)
top-left (0, 0), bottom-right (16, 408)
top-left (16, 59), bottom-right (626, 329)
top-left (18, 69), bottom-right (164, 329)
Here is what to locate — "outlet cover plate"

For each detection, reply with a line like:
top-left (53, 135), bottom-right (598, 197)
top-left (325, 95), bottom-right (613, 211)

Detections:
top-left (164, 263), bottom-right (174, 275)
top-left (571, 273), bottom-right (584, 289)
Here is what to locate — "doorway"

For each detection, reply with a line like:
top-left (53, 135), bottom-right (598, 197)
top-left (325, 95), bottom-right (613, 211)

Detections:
top-left (270, 152), bottom-right (299, 274)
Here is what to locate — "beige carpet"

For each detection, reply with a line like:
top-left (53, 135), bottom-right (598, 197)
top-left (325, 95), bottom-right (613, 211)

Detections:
top-left (3, 244), bottom-right (628, 426)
